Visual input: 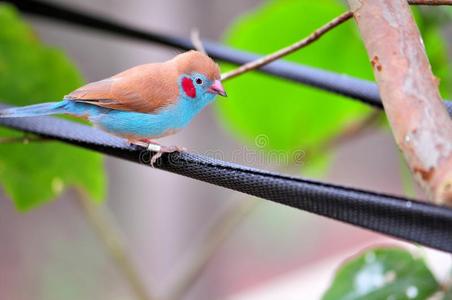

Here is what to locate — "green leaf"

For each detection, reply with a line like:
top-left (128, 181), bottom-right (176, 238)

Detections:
top-left (0, 5), bottom-right (105, 211)
top-left (322, 248), bottom-right (439, 300)
top-left (216, 0), bottom-right (373, 174)
top-left (413, 7), bottom-right (452, 98)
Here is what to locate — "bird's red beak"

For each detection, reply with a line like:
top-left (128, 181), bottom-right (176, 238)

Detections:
top-left (208, 80), bottom-right (227, 97)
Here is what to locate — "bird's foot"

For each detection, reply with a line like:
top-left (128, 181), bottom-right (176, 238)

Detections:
top-left (129, 139), bottom-right (186, 167)
top-left (147, 143), bottom-right (187, 167)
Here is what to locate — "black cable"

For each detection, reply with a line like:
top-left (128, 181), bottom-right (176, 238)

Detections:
top-left (6, 0), bottom-right (452, 113)
top-left (0, 113), bottom-right (451, 252)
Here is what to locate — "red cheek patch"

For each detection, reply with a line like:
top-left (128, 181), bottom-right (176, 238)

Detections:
top-left (182, 77), bottom-right (196, 98)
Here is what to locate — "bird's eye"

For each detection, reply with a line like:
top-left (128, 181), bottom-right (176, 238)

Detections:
top-left (195, 78), bottom-right (203, 85)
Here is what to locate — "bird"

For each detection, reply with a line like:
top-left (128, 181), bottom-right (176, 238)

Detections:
top-left (0, 50), bottom-right (227, 165)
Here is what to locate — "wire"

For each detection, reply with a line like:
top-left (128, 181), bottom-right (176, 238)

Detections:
top-left (7, 0), bottom-right (452, 112)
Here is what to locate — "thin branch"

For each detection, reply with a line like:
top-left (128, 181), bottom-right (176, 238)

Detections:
top-left (166, 197), bottom-right (259, 300)
top-left (219, 0), bottom-right (449, 82)
top-left (408, 0), bottom-right (452, 5)
top-left (346, 0), bottom-right (452, 204)
top-left (221, 11), bottom-right (353, 81)
top-left (77, 191), bottom-right (156, 300)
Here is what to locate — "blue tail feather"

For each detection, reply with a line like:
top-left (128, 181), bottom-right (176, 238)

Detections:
top-left (0, 101), bottom-right (68, 118)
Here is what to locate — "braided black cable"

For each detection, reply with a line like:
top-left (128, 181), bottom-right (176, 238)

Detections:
top-left (0, 113), bottom-right (451, 252)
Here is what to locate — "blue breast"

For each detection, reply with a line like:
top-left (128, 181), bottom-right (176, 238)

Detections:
top-left (62, 95), bottom-right (215, 139)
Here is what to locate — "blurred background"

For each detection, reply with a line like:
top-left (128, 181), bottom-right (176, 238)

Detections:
top-left (0, 0), bottom-right (451, 299)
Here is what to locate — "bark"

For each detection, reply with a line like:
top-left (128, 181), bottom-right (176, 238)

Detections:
top-left (347, 0), bottom-right (452, 204)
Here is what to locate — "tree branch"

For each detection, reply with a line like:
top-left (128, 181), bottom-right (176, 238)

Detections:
top-left (346, 0), bottom-right (452, 204)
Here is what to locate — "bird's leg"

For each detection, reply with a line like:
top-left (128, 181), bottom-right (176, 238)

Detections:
top-left (149, 144), bottom-right (187, 167)
top-left (130, 139), bottom-right (186, 167)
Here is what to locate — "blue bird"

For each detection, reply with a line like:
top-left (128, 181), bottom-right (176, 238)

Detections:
top-left (0, 51), bottom-right (227, 165)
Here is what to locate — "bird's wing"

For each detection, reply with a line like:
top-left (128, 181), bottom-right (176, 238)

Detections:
top-left (66, 63), bottom-right (180, 113)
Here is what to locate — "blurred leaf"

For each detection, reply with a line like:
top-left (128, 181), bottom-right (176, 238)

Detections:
top-left (0, 5), bottom-right (105, 211)
top-left (217, 0), bottom-right (373, 175)
top-left (439, 7), bottom-right (452, 22)
top-left (322, 248), bottom-right (439, 300)
top-left (423, 28), bottom-right (451, 98)
top-left (414, 7), bottom-right (452, 98)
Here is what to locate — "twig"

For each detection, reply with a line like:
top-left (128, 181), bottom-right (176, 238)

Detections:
top-left (408, 0), bottom-right (452, 5)
top-left (190, 28), bottom-right (207, 54)
top-left (346, 0), bottom-right (452, 205)
top-left (166, 197), bottom-right (259, 300)
top-left (77, 191), bottom-right (155, 300)
top-left (219, 0), bottom-right (449, 82)
top-left (221, 11), bottom-right (353, 81)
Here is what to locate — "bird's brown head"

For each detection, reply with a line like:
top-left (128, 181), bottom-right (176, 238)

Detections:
top-left (172, 50), bottom-right (226, 98)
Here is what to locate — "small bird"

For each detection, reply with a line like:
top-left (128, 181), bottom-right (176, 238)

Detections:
top-left (0, 50), bottom-right (227, 165)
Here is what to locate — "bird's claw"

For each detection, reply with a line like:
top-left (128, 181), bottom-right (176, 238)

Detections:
top-left (149, 151), bottom-right (163, 167)
top-left (148, 144), bottom-right (187, 167)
